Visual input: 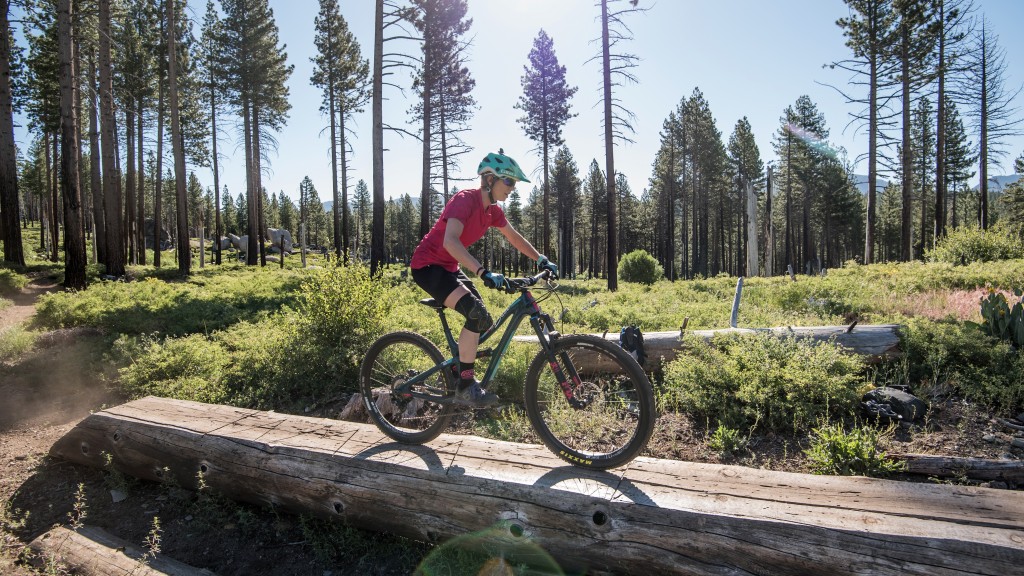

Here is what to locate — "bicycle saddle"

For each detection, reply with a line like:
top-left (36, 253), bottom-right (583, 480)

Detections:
top-left (418, 298), bottom-right (445, 310)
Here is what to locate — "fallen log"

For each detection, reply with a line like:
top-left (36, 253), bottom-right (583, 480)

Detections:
top-left (28, 525), bottom-right (215, 576)
top-left (51, 397), bottom-right (1024, 576)
top-left (514, 324), bottom-right (902, 369)
top-left (894, 453), bottom-right (1024, 483)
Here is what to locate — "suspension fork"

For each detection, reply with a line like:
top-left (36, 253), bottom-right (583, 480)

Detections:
top-left (529, 300), bottom-right (586, 409)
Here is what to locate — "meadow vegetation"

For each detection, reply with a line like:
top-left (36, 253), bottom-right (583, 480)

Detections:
top-left (4, 227), bottom-right (1024, 573)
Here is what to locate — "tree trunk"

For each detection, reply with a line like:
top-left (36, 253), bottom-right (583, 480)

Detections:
top-left (978, 25), bottom-right (988, 230)
top-left (600, 0), bottom-right (617, 291)
top-left (57, 0), bottom-right (86, 289)
top-left (52, 397), bottom-right (1024, 576)
top-left (243, 99), bottom-right (257, 265)
top-left (50, 133), bottom-right (60, 261)
top-left (864, 2), bottom-right (878, 265)
top-left (154, 57), bottom-right (165, 268)
top-left (331, 72), bottom-right (342, 259)
top-left (211, 79), bottom-right (221, 265)
top-left (934, 2), bottom-right (947, 242)
top-left (137, 98), bottom-right (145, 264)
top-left (765, 165), bottom-right (774, 276)
top-left (125, 107), bottom-right (136, 264)
top-left (418, 49), bottom-right (431, 242)
top-left (88, 50), bottom-right (105, 265)
top-left (0, 0), bottom-right (23, 266)
top-left (339, 107), bottom-right (350, 263)
top-left (167, 0), bottom-right (189, 276)
top-left (99, 0), bottom-right (124, 276)
top-left (900, 22), bottom-right (913, 261)
top-left (370, 0), bottom-right (385, 275)
top-left (30, 525), bottom-right (213, 576)
top-left (253, 108), bottom-right (266, 267)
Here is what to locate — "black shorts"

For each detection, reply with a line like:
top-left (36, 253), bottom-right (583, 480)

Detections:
top-left (411, 265), bottom-right (483, 305)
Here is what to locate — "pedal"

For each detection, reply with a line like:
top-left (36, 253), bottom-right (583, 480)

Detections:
top-left (476, 348), bottom-right (493, 358)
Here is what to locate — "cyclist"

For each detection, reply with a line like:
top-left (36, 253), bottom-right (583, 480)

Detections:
top-left (410, 149), bottom-right (558, 407)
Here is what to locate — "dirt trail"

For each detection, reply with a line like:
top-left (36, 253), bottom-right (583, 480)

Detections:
top-left (0, 277), bottom-right (59, 331)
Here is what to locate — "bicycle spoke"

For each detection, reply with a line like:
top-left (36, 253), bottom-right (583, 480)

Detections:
top-left (525, 335), bottom-right (654, 469)
top-left (359, 332), bottom-right (455, 443)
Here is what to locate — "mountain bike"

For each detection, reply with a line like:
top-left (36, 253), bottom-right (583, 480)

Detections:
top-left (359, 269), bottom-right (655, 470)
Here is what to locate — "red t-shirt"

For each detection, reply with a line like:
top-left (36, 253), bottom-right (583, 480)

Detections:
top-left (411, 188), bottom-right (508, 272)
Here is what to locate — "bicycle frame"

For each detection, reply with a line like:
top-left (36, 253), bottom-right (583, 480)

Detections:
top-left (397, 281), bottom-right (581, 405)
top-left (437, 288), bottom-right (550, 388)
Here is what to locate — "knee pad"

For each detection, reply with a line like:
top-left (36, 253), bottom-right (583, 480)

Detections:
top-left (455, 293), bottom-right (493, 333)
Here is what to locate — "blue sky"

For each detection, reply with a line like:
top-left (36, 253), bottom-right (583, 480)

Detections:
top-left (17, 0), bottom-right (1024, 204)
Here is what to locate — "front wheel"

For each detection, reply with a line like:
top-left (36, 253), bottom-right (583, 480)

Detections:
top-left (359, 331), bottom-right (455, 444)
top-left (524, 335), bottom-right (655, 469)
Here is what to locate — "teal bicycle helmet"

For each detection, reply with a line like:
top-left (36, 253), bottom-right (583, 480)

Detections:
top-left (477, 149), bottom-right (531, 183)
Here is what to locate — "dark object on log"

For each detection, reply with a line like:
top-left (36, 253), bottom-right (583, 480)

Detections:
top-left (515, 324), bottom-right (902, 369)
top-left (893, 453), bottom-right (1024, 483)
top-left (29, 525), bottom-right (215, 575)
top-left (49, 397), bottom-right (1024, 576)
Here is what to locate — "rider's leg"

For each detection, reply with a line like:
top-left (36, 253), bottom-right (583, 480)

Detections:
top-left (443, 286), bottom-right (479, 368)
top-left (444, 286), bottom-right (498, 406)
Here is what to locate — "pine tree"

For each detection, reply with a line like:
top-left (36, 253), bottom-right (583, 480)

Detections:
top-left (408, 0), bottom-right (474, 239)
top-left (727, 116), bottom-right (764, 276)
top-left (312, 0), bottom-right (369, 261)
top-left (551, 146), bottom-right (580, 277)
top-left (931, 0), bottom-right (972, 240)
top-left (352, 178), bottom-right (370, 259)
top-left (515, 29), bottom-right (577, 256)
top-left (891, 0), bottom-right (938, 260)
top-left (221, 0), bottom-right (293, 266)
top-left (56, 0), bottom-right (85, 287)
top-left (199, 0), bottom-right (225, 263)
top-left (835, 0), bottom-right (897, 264)
top-left (941, 95), bottom-right (976, 229)
top-left (98, 0), bottom-right (124, 275)
top-left (0, 0), bottom-right (22, 265)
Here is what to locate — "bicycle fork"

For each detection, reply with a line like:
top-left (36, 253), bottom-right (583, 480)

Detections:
top-left (530, 311), bottom-right (587, 410)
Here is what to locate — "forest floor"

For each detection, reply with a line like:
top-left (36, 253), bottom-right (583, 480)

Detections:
top-left (0, 276), bottom-right (1021, 575)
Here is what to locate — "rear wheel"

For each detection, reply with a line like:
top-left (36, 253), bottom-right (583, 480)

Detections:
top-left (524, 335), bottom-right (655, 469)
top-left (359, 331), bottom-right (455, 443)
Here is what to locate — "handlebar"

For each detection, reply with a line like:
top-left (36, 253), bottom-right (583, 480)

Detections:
top-left (499, 269), bottom-right (553, 293)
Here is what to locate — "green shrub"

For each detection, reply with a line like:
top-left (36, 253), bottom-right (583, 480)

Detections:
top-left (804, 422), bottom-right (904, 477)
top-left (661, 333), bottom-right (866, 433)
top-left (900, 317), bottom-right (1024, 412)
top-left (0, 267), bottom-right (28, 295)
top-left (708, 424), bottom-right (745, 457)
top-left (36, 267), bottom-right (302, 336)
top-left (0, 326), bottom-right (35, 362)
top-left (926, 224), bottom-right (1024, 265)
top-left (293, 262), bottom-right (393, 373)
top-left (116, 263), bottom-right (394, 411)
top-left (618, 249), bottom-right (664, 285)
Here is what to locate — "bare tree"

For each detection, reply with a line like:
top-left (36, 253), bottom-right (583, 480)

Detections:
top-left (595, 0), bottom-right (644, 291)
top-left (961, 16), bottom-right (1021, 229)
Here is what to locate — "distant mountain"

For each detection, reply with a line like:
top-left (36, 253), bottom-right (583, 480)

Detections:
top-left (973, 174), bottom-right (1022, 192)
top-left (852, 174), bottom-right (890, 195)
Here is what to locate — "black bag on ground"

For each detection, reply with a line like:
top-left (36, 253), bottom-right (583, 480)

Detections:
top-left (619, 325), bottom-right (647, 367)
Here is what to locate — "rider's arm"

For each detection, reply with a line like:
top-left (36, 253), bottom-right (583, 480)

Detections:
top-left (497, 223), bottom-right (541, 262)
top-left (443, 218), bottom-right (486, 275)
